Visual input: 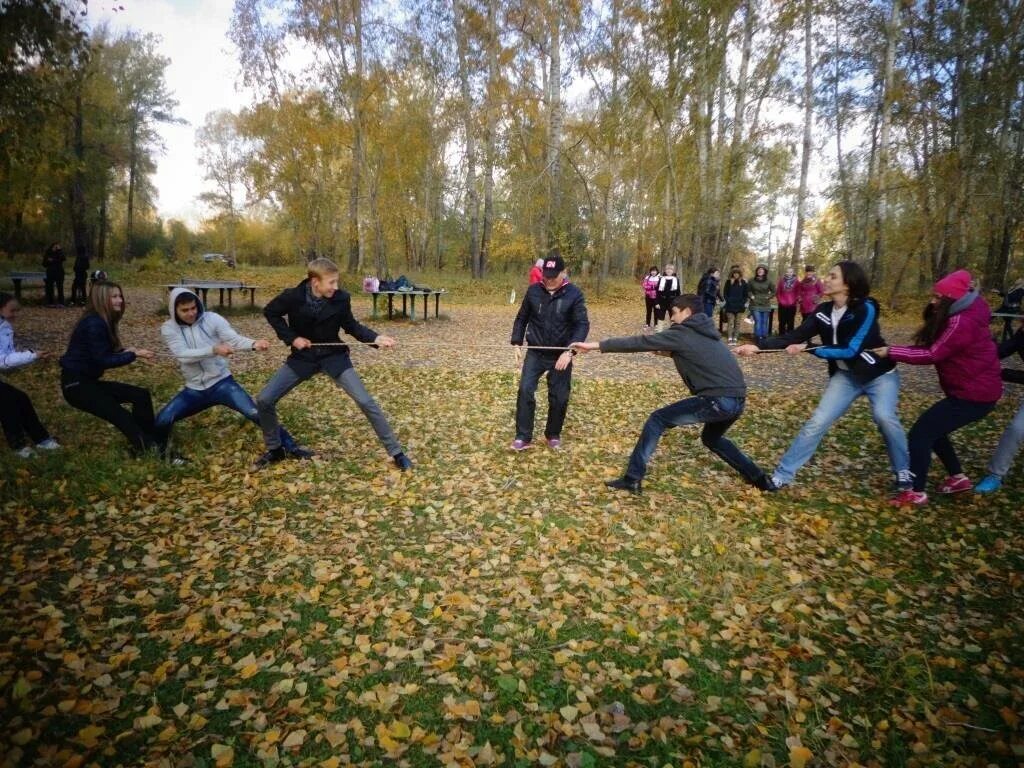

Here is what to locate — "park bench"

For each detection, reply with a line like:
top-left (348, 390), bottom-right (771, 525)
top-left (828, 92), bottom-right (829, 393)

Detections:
top-left (7, 272), bottom-right (46, 301)
top-left (164, 277), bottom-right (259, 308)
top-left (370, 288), bottom-right (447, 322)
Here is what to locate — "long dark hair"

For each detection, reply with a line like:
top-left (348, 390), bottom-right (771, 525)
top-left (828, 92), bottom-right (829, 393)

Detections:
top-left (835, 260), bottom-right (870, 301)
top-left (913, 296), bottom-right (954, 346)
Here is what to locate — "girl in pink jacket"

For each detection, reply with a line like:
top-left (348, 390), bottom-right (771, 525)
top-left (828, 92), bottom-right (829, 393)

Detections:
top-left (641, 266), bottom-right (660, 328)
top-left (877, 270), bottom-right (1002, 505)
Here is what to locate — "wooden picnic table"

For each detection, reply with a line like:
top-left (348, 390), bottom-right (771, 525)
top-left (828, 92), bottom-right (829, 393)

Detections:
top-left (371, 289), bottom-right (447, 321)
top-left (7, 272), bottom-right (46, 300)
top-left (164, 279), bottom-right (259, 308)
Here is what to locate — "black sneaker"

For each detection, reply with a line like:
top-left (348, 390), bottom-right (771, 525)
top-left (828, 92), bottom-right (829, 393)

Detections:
top-left (253, 447), bottom-right (287, 469)
top-left (167, 453), bottom-right (190, 467)
top-left (287, 446), bottom-right (315, 460)
top-left (393, 453), bottom-right (413, 471)
top-left (754, 474), bottom-right (780, 492)
top-left (605, 476), bottom-right (642, 494)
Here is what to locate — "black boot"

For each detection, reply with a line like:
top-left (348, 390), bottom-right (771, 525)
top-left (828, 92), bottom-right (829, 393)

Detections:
top-left (754, 474), bottom-right (779, 492)
top-left (605, 476), bottom-right (642, 494)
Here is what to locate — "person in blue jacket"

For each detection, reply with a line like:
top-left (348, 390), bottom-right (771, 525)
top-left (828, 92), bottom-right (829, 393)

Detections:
top-left (735, 260), bottom-right (911, 494)
top-left (59, 280), bottom-right (174, 460)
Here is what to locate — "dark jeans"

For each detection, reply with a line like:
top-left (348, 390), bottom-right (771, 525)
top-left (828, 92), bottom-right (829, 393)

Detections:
top-left (515, 349), bottom-right (572, 441)
top-left (645, 297), bottom-right (658, 326)
top-left (70, 271), bottom-right (88, 304)
top-left (908, 396), bottom-right (996, 491)
top-left (625, 395), bottom-right (765, 483)
top-left (61, 370), bottom-right (166, 454)
top-left (44, 271), bottom-right (65, 305)
top-left (778, 305), bottom-right (797, 335)
top-left (0, 380), bottom-right (50, 449)
top-left (156, 375), bottom-right (297, 450)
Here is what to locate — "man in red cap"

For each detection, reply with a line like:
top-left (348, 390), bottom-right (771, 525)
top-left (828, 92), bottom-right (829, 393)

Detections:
top-left (509, 250), bottom-right (590, 451)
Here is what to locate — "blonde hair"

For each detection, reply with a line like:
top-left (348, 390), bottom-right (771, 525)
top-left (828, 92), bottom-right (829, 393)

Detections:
top-left (307, 258), bottom-right (340, 280)
top-left (85, 280), bottom-right (125, 350)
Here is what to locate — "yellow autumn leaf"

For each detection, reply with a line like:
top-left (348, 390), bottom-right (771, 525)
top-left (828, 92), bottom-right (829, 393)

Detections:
top-left (211, 744), bottom-right (234, 768)
top-left (789, 745), bottom-right (814, 767)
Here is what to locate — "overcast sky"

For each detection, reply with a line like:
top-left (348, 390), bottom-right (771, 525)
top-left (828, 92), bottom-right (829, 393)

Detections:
top-left (87, 0), bottom-right (249, 227)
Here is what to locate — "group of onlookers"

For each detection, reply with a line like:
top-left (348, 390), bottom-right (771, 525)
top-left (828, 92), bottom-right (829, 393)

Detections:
top-left (646, 263), bottom-right (826, 344)
top-left (41, 242), bottom-right (92, 307)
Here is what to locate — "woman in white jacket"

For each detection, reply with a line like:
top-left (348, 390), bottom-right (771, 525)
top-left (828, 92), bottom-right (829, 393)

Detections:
top-left (155, 288), bottom-right (308, 456)
top-left (0, 292), bottom-right (60, 457)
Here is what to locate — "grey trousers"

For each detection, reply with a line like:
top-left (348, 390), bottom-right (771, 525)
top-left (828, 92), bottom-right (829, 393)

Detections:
top-left (987, 400), bottom-right (1024, 477)
top-left (256, 364), bottom-right (402, 456)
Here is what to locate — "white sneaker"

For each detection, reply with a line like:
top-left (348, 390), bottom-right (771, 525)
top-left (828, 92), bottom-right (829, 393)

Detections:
top-left (36, 438), bottom-right (61, 451)
top-left (15, 446), bottom-right (35, 459)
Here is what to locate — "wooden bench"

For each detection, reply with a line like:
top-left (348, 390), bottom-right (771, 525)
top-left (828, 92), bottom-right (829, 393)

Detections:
top-left (370, 289), bottom-right (447, 321)
top-left (164, 278), bottom-right (259, 308)
top-left (7, 272), bottom-right (46, 300)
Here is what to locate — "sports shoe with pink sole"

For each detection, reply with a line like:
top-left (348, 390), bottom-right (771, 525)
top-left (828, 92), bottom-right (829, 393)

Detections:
top-left (889, 490), bottom-right (928, 506)
top-left (938, 474), bottom-right (972, 494)
top-left (510, 439), bottom-right (533, 451)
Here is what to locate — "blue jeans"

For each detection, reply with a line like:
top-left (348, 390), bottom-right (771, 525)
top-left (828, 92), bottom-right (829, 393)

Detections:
top-left (703, 300), bottom-right (716, 319)
top-left (156, 375), bottom-right (296, 451)
top-left (774, 369), bottom-right (909, 485)
top-left (753, 309), bottom-right (771, 339)
top-left (625, 395), bottom-right (765, 483)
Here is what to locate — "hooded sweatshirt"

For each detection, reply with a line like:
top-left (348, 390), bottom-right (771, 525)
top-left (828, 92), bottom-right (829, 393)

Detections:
top-left (599, 312), bottom-right (746, 398)
top-left (161, 288), bottom-right (258, 390)
top-left (0, 318), bottom-right (38, 371)
top-left (888, 291), bottom-right (1002, 403)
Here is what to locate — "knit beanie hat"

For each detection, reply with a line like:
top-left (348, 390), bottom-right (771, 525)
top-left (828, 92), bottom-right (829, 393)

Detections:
top-left (933, 269), bottom-right (971, 300)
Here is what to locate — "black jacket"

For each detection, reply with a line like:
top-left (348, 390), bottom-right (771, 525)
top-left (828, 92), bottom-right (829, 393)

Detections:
top-left (264, 279), bottom-right (378, 377)
top-left (59, 313), bottom-right (136, 379)
top-left (600, 312), bottom-right (745, 398)
top-left (722, 279), bottom-right (749, 313)
top-left (998, 328), bottom-right (1024, 385)
top-left (758, 297), bottom-right (894, 383)
top-left (511, 281), bottom-right (589, 353)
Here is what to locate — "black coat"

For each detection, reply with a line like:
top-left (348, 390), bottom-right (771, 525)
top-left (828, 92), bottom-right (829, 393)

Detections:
top-left (998, 328), bottom-right (1024, 385)
top-left (511, 281), bottom-right (590, 353)
top-left (264, 279), bottom-right (378, 377)
top-left (722, 279), bottom-right (749, 313)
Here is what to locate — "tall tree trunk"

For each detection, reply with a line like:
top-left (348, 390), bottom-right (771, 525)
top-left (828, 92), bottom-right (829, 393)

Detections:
top-left (832, 4), bottom-right (853, 253)
top-left (870, 0), bottom-right (901, 285)
top-left (479, 0), bottom-right (498, 277)
top-left (792, 0), bottom-right (814, 269)
top-left (68, 90), bottom-right (91, 267)
top-left (545, 1), bottom-right (562, 248)
top-left (346, 0), bottom-right (365, 273)
top-left (454, 0), bottom-right (481, 278)
top-left (124, 118), bottom-right (138, 262)
top-left (97, 171), bottom-right (108, 263)
top-left (719, 0), bottom-right (754, 265)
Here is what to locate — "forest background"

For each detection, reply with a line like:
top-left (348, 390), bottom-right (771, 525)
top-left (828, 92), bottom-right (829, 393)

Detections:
top-left (2, 0), bottom-right (1023, 298)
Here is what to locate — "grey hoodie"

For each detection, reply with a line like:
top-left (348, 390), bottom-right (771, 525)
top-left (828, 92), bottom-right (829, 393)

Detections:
top-left (161, 287), bottom-right (258, 390)
top-left (599, 312), bottom-right (747, 398)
